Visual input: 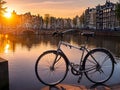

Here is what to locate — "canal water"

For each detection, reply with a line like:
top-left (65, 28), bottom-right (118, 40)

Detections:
top-left (0, 34), bottom-right (120, 90)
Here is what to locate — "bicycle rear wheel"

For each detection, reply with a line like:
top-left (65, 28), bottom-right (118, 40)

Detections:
top-left (83, 48), bottom-right (114, 83)
top-left (35, 50), bottom-right (68, 86)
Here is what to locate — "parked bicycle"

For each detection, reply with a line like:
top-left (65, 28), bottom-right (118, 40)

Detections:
top-left (35, 30), bottom-right (116, 86)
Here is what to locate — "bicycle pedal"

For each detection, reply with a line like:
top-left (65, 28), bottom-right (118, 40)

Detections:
top-left (77, 76), bottom-right (82, 83)
top-left (77, 79), bottom-right (80, 83)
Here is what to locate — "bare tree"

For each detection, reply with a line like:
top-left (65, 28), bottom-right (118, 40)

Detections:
top-left (0, 0), bottom-right (7, 29)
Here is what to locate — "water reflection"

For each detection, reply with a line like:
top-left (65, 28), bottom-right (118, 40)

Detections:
top-left (90, 83), bottom-right (110, 90)
top-left (0, 34), bottom-right (120, 57)
top-left (41, 85), bottom-right (60, 90)
top-left (0, 34), bottom-right (120, 90)
top-left (4, 43), bottom-right (10, 53)
top-left (0, 34), bottom-right (119, 56)
top-left (42, 83), bottom-right (111, 90)
top-left (0, 34), bottom-right (13, 54)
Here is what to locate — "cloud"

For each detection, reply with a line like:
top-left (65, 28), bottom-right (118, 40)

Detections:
top-left (6, 0), bottom-right (117, 4)
top-left (7, 0), bottom-right (77, 4)
top-left (6, 0), bottom-right (118, 18)
top-left (6, 0), bottom-right (117, 10)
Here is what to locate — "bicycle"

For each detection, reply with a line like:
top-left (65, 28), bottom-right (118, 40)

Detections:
top-left (35, 30), bottom-right (116, 86)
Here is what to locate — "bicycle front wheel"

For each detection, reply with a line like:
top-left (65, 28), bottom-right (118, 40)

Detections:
top-left (35, 50), bottom-right (68, 86)
top-left (83, 48), bottom-right (114, 83)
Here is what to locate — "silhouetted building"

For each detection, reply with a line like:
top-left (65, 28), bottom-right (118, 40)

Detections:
top-left (83, 0), bottom-right (120, 30)
top-left (96, 0), bottom-right (119, 30)
top-left (84, 8), bottom-right (96, 29)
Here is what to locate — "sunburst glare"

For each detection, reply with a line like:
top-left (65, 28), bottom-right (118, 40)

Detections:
top-left (4, 9), bottom-right (12, 18)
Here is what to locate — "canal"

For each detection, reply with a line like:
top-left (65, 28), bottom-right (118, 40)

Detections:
top-left (0, 34), bottom-right (120, 90)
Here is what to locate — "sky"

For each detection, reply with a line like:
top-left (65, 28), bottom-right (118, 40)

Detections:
top-left (5, 0), bottom-right (118, 18)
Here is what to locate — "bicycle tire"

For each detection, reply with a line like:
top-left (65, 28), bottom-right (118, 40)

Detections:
top-left (83, 48), bottom-right (114, 83)
top-left (35, 50), bottom-right (68, 86)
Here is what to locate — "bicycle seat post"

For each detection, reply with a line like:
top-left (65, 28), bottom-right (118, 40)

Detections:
top-left (85, 36), bottom-right (89, 46)
top-left (60, 32), bottom-right (63, 41)
top-left (83, 35), bottom-right (89, 48)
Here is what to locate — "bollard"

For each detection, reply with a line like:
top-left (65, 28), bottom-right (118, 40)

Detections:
top-left (0, 57), bottom-right (9, 90)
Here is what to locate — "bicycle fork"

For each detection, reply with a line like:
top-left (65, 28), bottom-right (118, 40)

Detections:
top-left (77, 72), bottom-right (83, 83)
top-left (51, 52), bottom-right (61, 71)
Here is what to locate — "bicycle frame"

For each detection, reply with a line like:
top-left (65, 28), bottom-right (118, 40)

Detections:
top-left (56, 41), bottom-right (90, 73)
top-left (54, 40), bottom-right (104, 74)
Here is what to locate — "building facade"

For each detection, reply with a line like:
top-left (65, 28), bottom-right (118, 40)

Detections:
top-left (96, 0), bottom-right (119, 30)
top-left (84, 8), bottom-right (96, 29)
top-left (83, 0), bottom-right (120, 30)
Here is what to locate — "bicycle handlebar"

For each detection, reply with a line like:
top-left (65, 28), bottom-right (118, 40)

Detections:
top-left (52, 29), bottom-right (95, 40)
top-left (52, 29), bottom-right (95, 45)
top-left (52, 31), bottom-right (63, 37)
top-left (52, 29), bottom-right (77, 37)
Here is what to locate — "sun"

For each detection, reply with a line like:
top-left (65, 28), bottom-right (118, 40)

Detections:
top-left (4, 9), bottom-right (12, 18)
top-left (4, 12), bottom-right (12, 18)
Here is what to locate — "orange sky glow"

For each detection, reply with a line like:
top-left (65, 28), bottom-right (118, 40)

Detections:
top-left (5, 0), bottom-right (118, 18)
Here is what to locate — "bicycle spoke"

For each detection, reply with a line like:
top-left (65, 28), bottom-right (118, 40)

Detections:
top-left (102, 65), bottom-right (112, 68)
top-left (99, 69), bottom-right (108, 77)
top-left (101, 55), bottom-right (109, 65)
top-left (45, 60), bottom-right (51, 66)
top-left (35, 50), bottom-right (68, 86)
top-left (56, 56), bottom-right (62, 63)
top-left (84, 49), bottom-right (114, 83)
top-left (55, 61), bottom-right (64, 67)
top-left (55, 66), bottom-right (66, 70)
top-left (87, 59), bottom-right (96, 64)
top-left (38, 68), bottom-right (49, 71)
top-left (87, 69), bottom-right (97, 74)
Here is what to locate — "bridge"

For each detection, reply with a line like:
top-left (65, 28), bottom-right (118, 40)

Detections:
top-left (0, 28), bottom-right (38, 35)
top-left (0, 28), bottom-right (79, 35)
top-left (16, 29), bottom-right (37, 35)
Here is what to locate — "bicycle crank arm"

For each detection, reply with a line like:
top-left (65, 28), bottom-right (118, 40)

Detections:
top-left (77, 74), bottom-right (83, 83)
